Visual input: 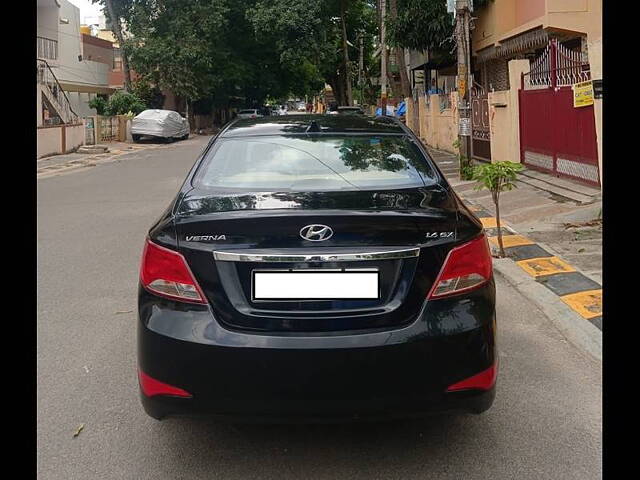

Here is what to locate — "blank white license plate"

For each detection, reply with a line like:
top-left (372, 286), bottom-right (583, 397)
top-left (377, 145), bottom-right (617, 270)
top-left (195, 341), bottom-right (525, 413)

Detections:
top-left (253, 271), bottom-right (379, 300)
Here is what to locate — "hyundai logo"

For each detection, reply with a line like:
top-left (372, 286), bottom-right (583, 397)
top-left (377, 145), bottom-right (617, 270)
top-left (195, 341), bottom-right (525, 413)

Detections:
top-left (300, 224), bottom-right (333, 242)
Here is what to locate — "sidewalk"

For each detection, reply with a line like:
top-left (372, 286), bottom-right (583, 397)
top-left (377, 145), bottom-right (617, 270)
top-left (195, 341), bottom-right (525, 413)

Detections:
top-left (429, 148), bottom-right (602, 283)
top-left (37, 138), bottom-right (193, 178)
top-left (428, 147), bottom-right (602, 337)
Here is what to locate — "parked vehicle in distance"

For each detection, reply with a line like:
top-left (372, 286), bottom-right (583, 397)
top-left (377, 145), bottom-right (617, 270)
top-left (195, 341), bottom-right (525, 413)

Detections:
top-left (336, 106), bottom-right (365, 115)
top-left (236, 109), bottom-right (263, 119)
top-left (131, 109), bottom-right (190, 143)
top-left (138, 114), bottom-right (497, 422)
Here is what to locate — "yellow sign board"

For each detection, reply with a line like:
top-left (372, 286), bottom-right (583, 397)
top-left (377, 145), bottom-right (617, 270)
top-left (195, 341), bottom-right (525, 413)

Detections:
top-left (458, 78), bottom-right (466, 100)
top-left (573, 80), bottom-right (594, 108)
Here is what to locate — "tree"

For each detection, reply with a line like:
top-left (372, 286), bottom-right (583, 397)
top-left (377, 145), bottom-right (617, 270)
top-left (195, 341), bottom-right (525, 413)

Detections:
top-left (131, 80), bottom-right (165, 109)
top-left (472, 161), bottom-right (523, 257)
top-left (389, 0), bottom-right (410, 98)
top-left (340, 0), bottom-right (354, 105)
top-left (386, 0), bottom-right (492, 62)
top-left (248, 0), bottom-right (377, 106)
top-left (112, 0), bottom-right (379, 113)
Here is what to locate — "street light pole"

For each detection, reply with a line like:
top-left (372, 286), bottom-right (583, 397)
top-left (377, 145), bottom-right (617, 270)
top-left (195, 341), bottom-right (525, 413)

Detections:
top-left (380, 0), bottom-right (387, 116)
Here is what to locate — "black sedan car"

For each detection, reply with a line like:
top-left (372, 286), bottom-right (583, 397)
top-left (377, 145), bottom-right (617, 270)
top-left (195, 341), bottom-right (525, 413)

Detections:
top-left (138, 114), bottom-right (497, 421)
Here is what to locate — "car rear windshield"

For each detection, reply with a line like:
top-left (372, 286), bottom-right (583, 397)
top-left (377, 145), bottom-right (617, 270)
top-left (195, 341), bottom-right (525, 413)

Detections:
top-left (193, 135), bottom-right (437, 191)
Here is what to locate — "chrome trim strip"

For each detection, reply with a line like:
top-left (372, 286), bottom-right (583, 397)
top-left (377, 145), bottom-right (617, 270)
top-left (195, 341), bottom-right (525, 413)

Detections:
top-left (213, 247), bottom-right (420, 263)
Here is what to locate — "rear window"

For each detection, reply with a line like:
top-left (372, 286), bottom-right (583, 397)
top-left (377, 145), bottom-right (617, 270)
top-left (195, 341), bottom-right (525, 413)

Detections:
top-left (194, 135), bottom-right (437, 191)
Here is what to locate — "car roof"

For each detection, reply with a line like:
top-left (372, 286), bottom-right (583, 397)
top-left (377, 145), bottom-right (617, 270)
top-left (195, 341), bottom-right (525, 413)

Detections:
top-left (221, 114), bottom-right (404, 138)
top-left (136, 109), bottom-right (176, 118)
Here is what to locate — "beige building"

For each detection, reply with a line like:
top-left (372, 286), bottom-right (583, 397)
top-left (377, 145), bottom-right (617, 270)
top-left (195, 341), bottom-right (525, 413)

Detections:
top-left (470, 0), bottom-right (602, 184)
top-left (37, 0), bottom-right (115, 123)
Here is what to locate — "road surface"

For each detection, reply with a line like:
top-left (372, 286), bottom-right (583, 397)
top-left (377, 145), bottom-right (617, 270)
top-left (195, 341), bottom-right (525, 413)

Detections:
top-left (37, 135), bottom-right (601, 479)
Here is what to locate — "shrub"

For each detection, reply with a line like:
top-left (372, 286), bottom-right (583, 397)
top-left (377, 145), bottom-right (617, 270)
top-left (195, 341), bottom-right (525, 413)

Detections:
top-left (104, 91), bottom-right (147, 116)
top-left (88, 96), bottom-right (108, 115)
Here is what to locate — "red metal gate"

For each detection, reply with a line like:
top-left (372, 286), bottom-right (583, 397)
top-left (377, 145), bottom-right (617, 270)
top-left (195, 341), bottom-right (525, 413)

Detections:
top-left (518, 40), bottom-right (600, 186)
top-left (471, 84), bottom-right (491, 162)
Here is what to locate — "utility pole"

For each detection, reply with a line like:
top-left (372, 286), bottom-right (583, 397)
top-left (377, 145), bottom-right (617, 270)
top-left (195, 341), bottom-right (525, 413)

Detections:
top-left (358, 32), bottom-right (364, 104)
top-left (380, 0), bottom-right (387, 116)
top-left (454, 0), bottom-right (472, 179)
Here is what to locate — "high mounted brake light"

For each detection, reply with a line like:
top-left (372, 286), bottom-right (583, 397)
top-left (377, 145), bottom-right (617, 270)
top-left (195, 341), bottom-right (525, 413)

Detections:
top-left (427, 234), bottom-right (492, 299)
top-left (140, 239), bottom-right (207, 304)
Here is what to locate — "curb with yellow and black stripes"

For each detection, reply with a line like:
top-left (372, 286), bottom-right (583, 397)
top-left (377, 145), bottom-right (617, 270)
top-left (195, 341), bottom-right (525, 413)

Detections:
top-left (466, 203), bottom-right (602, 331)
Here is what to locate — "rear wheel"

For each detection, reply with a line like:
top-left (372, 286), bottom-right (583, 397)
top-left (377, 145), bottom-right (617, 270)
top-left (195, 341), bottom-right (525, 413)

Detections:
top-left (132, 134), bottom-right (141, 142)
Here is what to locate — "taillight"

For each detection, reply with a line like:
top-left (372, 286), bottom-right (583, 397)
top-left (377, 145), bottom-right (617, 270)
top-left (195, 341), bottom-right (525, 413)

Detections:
top-left (139, 239), bottom-right (207, 304)
top-left (446, 363), bottom-right (497, 392)
top-left (138, 370), bottom-right (192, 398)
top-left (251, 114), bottom-right (256, 118)
top-left (427, 234), bottom-right (492, 299)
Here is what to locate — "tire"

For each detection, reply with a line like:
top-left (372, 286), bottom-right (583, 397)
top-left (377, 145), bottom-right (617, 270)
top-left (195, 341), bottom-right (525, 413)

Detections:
top-left (132, 134), bottom-right (141, 142)
top-left (182, 134), bottom-right (189, 140)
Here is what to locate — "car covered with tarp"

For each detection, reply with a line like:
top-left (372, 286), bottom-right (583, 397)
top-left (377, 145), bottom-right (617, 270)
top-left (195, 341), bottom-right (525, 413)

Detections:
top-left (131, 109), bottom-right (190, 142)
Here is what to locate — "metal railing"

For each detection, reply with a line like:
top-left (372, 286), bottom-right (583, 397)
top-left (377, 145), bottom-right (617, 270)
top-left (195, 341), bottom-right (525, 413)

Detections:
top-left (37, 36), bottom-right (58, 61)
top-left (37, 59), bottom-right (78, 124)
top-left (522, 39), bottom-right (590, 90)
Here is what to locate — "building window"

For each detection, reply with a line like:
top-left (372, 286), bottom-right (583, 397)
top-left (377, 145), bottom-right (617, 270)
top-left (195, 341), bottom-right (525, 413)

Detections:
top-left (113, 48), bottom-right (122, 71)
top-left (37, 37), bottom-right (58, 61)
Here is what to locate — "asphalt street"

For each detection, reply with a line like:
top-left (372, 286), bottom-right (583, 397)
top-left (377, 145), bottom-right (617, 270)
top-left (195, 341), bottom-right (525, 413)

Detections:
top-left (37, 135), bottom-right (601, 479)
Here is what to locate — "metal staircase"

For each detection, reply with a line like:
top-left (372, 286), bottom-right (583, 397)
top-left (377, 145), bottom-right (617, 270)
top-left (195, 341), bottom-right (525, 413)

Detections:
top-left (37, 59), bottom-right (79, 125)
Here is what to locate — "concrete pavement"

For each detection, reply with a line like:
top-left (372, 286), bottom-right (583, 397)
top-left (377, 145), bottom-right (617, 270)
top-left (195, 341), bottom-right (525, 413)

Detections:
top-left (37, 135), bottom-right (601, 479)
top-left (37, 135), bottom-right (208, 179)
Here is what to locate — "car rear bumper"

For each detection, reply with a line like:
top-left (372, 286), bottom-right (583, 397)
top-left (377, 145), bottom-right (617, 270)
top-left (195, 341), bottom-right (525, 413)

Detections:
top-left (137, 282), bottom-right (496, 421)
top-left (140, 386), bottom-right (495, 423)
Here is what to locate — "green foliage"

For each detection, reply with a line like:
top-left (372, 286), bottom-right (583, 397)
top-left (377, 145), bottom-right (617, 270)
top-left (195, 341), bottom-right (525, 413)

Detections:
top-left (131, 80), bottom-right (164, 109)
top-left (248, 0), bottom-right (379, 104)
top-left (472, 161), bottom-right (523, 195)
top-left (459, 158), bottom-right (474, 180)
top-left (386, 0), bottom-right (492, 53)
top-left (104, 91), bottom-right (147, 116)
top-left (124, 0), bottom-right (231, 102)
top-left (89, 96), bottom-right (108, 115)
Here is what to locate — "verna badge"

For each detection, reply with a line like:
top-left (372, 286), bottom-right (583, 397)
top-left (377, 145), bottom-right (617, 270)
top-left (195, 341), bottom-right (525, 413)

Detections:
top-left (300, 224), bottom-right (333, 242)
top-left (185, 235), bottom-right (226, 241)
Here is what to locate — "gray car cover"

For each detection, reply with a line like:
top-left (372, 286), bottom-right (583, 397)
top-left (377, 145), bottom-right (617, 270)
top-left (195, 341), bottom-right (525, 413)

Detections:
top-left (131, 109), bottom-right (190, 138)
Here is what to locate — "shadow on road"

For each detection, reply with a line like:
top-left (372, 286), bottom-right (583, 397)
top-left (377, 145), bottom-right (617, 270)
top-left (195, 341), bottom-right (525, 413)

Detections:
top-left (146, 413), bottom-right (496, 477)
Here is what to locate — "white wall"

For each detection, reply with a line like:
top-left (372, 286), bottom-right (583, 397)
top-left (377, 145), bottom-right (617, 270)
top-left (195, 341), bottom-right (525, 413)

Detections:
top-left (69, 92), bottom-right (100, 118)
top-left (37, 124), bottom-right (85, 158)
top-left (37, 3), bottom-right (59, 40)
top-left (54, 0), bottom-right (109, 88)
top-left (37, 127), bottom-right (61, 158)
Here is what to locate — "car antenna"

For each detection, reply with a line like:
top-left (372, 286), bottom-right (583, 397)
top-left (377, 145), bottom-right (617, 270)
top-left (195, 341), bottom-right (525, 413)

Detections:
top-left (306, 120), bottom-right (322, 133)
